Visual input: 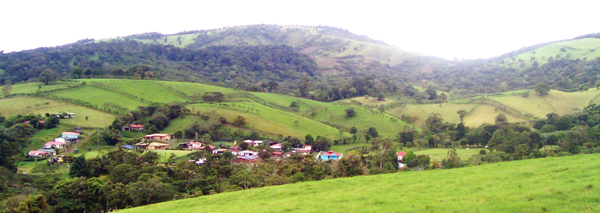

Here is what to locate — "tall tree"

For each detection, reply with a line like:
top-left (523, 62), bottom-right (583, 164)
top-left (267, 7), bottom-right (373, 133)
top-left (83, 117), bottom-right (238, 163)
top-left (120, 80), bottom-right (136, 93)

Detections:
top-left (2, 80), bottom-right (12, 96)
top-left (69, 156), bottom-right (93, 178)
top-left (38, 69), bottom-right (59, 85)
top-left (535, 82), bottom-right (550, 96)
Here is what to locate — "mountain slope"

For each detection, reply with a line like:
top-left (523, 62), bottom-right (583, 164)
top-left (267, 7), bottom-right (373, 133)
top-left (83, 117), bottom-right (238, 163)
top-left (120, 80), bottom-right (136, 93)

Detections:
top-left (119, 154), bottom-right (600, 213)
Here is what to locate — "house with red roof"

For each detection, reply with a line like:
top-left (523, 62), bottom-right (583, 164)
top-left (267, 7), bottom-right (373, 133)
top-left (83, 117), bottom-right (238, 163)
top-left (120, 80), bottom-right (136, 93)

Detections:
top-left (43, 141), bottom-right (66, 149)
top-left (271, 143), bottom-right (282, 151)
top-left (122, 124), bottom-right (144, 131)
top-left (397, 152), bottom-right (406, 168)
top-left (28, 150), bottom-right (51, 158)
top-left (319, 150), bottom-right (342, 160)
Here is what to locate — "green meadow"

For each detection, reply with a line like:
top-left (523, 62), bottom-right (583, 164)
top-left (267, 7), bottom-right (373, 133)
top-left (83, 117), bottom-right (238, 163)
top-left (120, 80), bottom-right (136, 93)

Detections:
top-left (251, 92), bottom-right (329, 112)
top-left (100, 80), bottom-right (189, 103)
top-left (189, 102), bottom-right (345, 139)
top-left (413, 147), bottom-right (484, 162)
top-left (0, 97), bottom-right (116, 128)
top-left (120, 153), bottom-right (600, 213)
top-left (161, 81), bottom-right (237, 95)
top-left (52, 86), bottom-right (147, 110)
top-left (9, 81), bottom-right (80, 95)
top-left (310, 105), bottom-right (410, 138)
top-left (507, 38), bottom-right (600, 69)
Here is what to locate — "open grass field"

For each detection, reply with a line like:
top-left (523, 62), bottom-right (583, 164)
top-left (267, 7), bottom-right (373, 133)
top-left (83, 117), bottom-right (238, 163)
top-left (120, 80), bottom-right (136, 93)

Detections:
top-left (0, 97), bottom-right (116, 128)
top-left (160, 81), bottom-right (237, 95)
top-left (310, 105), bottom-right (410, 138)
top-left (388, 103), bottom-right (479, 126)
top-left (120, 153), bottom-right (600, 213)
top-left (413, 147), bottom-right (484, 162)
top-left (491, 89), bottom-right (600, 118)
top-left (189, 102), bottom-right (345, 139)
top-left (330, 142), bottom-right (369, 153)
top-left (506, 38), bottom-right (600, 69)
top-left (9, 81), bottom-right (80, 95)
top-left (99, 80), bottom-right (189, 103)
top-left (150, 150), bottom-right (194, 163)
top-left (338, 96), bottom-right (397, 107)
top-left (251, 92), bottom-right (329, 111)
top-left (463, 105), bottom-right (527, 127)
top-left (52, 86), bottom-right (147, 110)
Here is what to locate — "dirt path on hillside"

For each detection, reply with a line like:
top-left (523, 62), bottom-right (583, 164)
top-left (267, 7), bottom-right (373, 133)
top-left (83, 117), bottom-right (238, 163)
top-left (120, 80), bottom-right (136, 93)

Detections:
top-left (64, 132), bottom-right (95, 154)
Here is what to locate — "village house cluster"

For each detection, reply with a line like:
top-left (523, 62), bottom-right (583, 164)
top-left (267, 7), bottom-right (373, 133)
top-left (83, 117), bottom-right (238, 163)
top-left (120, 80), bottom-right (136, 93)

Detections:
top-left (27, 127), bottom-right (81, 163)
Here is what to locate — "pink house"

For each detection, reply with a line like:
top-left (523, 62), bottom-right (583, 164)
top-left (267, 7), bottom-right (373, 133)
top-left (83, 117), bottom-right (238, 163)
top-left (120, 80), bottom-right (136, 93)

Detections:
top-left (43, 141), bottom-right (66, 149)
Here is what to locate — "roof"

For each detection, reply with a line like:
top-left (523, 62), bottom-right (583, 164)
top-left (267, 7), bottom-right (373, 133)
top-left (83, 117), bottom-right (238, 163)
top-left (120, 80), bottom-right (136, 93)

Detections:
top-left (243, 140), bottom-right (253, 143)
top-left (321, 150), bottom-right (341, 157)
top-left (189, 142), bottom-right (202, 145)
top-left (239, 150), bottom-right (258, 154)
top-left (397, 152), bottom-right (406, 157)
top-left (146, 134), bottom-right (169, 137)
top-left (29, 150), bottom-right (48, 154)
top-left (39, 121), bottom-right (45, 124)
top-left (62, 132), bottom-right (80, 135)
top-left (135, 142), bottom-right (170, 146)
top-left (45, 141), bottom-right (65, 145)
top-left (130, 124), bottom-right (144, 128)
top-left (271, 143), bottom-right (282, 147)
top-left (230, 146), bottom-right (239, 149)
top-left (253, 140), bottom-right (264, 143)
top-left (237, 155), bottom-right (259, 160)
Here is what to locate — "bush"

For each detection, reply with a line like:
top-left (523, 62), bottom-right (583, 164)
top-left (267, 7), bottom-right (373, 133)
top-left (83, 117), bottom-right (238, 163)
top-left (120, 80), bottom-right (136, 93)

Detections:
top-left (345, 108), bottom-right (356, 117)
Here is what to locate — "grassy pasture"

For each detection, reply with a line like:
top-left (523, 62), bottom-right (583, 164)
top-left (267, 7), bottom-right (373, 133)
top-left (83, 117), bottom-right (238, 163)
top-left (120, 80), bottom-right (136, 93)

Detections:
top-left (52, 86), bottom-right (147, 110)
top-left (120, 153), bottom-right (600, 213)
top-left (309, 105), bottom-right (410, 138)
top-left (463, 105), bottom-right (527, 127)
top-left (506, 38), bottom-right (600, 69)
top-left (251, 92), bottom-right (329, 111)
top-left (0, 97), bottom-right (116, 128)
top-left (160, 81), bottom-right (237, 95)
top-left (188, 102), bottom-right (344, 139)
top-left (413, 147), bottom-right (484, 162)
top-left (491, 89), bottom-right (600, 118)
top-left (9, 81), bottom-right (80, 95)
top-left (388, 103), bottom-right (479, 127)
top-left (338, 96), bottom-right (397, 107)
top-left (100, 80), bottom-right (189, 103)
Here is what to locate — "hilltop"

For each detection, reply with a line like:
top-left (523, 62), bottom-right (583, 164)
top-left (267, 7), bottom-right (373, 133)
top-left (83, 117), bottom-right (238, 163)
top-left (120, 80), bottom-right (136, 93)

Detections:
top-left (120, 153), bottom-right (600, 213)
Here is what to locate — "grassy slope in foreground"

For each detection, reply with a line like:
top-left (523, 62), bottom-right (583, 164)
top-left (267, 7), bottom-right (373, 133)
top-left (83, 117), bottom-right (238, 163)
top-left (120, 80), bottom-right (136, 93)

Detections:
top-left (121, 154), bottom-right (600, 213)
top-left (52, 86), bottom-right (147, 110)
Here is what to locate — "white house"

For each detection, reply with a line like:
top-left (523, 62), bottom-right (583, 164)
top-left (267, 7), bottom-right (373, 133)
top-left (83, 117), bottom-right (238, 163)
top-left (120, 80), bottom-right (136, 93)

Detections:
top-left (397, 152), bottom-right (406, 168)
top-left (252, 140), bottom-right (264, 146)
top-left (271, 143), bottom-right (282, 151)
top-left (43, 141), bottom-right (66, 149)
top-left (54, 138), bottom-right (66, 143)
top-left (189, 141), bottom-right (203, 149)
top-left (238, 150), bottom-right (259, 156)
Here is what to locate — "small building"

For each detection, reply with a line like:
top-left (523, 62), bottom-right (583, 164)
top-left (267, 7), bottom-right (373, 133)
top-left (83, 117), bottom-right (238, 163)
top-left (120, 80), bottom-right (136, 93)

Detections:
top-left (51, 112), bottom-right (75, 118)
top-left (48, 155), bottom-right (64, 164)
top-left (61, 132), bottom-right (80, 143)
top-left (122, 124), bottom-right (144, 131)
top-left (190, 158), bottom-right (207, 165)
top-left (43, 141), bottom-right (66, 149)
top-left (144, 134), bottom-right (171, 141)
top-left (293, 145), bottom-right (312, 152)
top-left (28, 150), bottom-right (50, 158)
top-left (37, 149), bottom-right (57, 156)
top-left (74, 126), bottom-right (82, 133)
top-left (212, 149), bottom-right (228, 155)
top-left (233, 155), bottom-right (260, 164)
top-left (243, 140), bottom-right (253, 145)
top-left (54, 138), bottom-right (66, 143)
top-left (238, 150), bottom-right (259, 156)
top-left (135, 142), bottom-right (171, 150)
top-left (319, 150), bottom-right (341, 161)
top-left (272, 151), bottom-right (282, 159)
top-left (271, 143), bottom-right (282, 151)
top-left (189, 142), bottom-right (203, 149)
top-left (397, 152), bottom-right (406, 168)
top-left (252, 140), bottom-right (264, 146)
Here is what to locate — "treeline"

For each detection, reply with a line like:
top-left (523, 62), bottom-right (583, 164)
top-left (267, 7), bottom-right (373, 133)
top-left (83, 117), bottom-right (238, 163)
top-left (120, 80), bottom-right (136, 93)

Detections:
top-left (0, 40), bottom-right (317, 87)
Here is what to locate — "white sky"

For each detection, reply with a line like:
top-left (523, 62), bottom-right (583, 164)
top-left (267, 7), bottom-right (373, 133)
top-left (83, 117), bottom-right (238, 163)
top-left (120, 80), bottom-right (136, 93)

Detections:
top-left (1, 0), bottom-right (599, 59)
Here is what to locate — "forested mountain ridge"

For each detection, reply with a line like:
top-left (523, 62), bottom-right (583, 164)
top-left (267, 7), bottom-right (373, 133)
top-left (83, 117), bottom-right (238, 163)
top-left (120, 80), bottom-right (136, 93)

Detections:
top-left (2, 25), bottom-right (600, 102)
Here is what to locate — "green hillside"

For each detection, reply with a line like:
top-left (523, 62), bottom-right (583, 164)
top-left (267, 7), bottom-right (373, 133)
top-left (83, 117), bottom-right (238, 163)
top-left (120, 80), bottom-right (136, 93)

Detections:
top-left (189, 102), bottom-right (346, 139)
top-left (310, 105), bottom-right (410, 138)
top-left (504, 38), bottom-right (600, 69)
top-left (0, 97), bottom-right (115, 128)
top-left (52, 85), bottom-right (147, 110)
top-left (120, 154), bottom-right (600, 213)
top-left (10, 81), bottom-right (80, 94)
